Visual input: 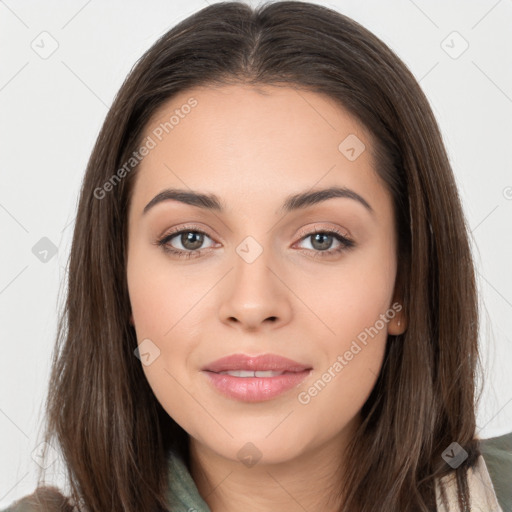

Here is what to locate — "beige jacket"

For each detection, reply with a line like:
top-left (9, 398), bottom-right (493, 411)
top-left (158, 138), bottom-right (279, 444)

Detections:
top-left (436, 454), bottom-right (503, 511)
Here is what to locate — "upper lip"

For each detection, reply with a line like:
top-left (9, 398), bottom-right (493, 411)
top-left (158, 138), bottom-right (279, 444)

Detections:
top-left (202, 353), bottom-right (312, 373)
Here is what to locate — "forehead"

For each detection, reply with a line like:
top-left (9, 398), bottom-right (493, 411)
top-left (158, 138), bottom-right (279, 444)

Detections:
top-left (143, 83), bottom-right (368, 153)
top-left (130, 84), bottom-right (389, 217)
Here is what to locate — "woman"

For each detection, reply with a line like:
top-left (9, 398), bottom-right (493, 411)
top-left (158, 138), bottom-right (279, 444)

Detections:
top-left (3, 2), bottom-right (511, 511)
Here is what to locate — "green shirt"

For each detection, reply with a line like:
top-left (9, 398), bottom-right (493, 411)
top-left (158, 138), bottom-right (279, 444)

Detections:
top-left (479, 431), bottom-right (512, 511)
top-left (2, 432), bottom-right (511, 511)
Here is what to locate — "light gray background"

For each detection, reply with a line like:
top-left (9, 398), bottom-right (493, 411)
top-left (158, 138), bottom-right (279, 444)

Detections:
top-left (1, 0), bottom-right (511, 505)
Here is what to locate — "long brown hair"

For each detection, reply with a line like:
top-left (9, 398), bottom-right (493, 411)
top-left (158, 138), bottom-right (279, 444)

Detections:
top-left (31, 1), bottom-right (482, 510)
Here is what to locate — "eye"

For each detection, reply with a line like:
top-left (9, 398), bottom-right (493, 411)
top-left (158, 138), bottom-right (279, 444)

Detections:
top-left (155, 225), bottom-right (355, 259)
top-left (156, 226), bottom-right (216, 259)
top-left (295, 227), bottom-right (355, 258)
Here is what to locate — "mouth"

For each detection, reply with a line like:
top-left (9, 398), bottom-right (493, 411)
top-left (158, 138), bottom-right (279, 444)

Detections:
top-left (201, 353), bottom-right (312, 402)
top-left (202, 353), bottom-right (312, 373)
top-left (213, 370), bottom-right (297, 377)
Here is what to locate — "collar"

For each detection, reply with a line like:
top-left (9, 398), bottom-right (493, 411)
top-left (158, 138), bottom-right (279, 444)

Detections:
top-left (166, 450), bottom-right (211, 512)
top-left (166, 450), bottom-right (503, 512)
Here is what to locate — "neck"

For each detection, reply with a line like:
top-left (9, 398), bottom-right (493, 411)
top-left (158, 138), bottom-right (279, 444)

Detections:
top-left (188, 417), bottom-right (359, 512)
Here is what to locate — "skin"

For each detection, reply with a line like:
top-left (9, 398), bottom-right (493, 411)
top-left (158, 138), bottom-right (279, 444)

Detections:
top-left (126, 84), bottom-right (407, 512)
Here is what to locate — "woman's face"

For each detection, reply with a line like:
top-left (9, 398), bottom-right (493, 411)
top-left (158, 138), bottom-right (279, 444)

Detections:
top-left (126, 84), bottom-right (405, 465)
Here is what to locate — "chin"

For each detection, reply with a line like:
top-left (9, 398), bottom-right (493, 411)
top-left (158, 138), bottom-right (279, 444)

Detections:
top-left (194, 429), bottom-right (315, 468)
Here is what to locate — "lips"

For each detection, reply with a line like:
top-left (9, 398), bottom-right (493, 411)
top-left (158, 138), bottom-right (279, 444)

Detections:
top-left (201, 353), bottom-right (312, 402)
top-left (202, 353), bottom-right (312, 374)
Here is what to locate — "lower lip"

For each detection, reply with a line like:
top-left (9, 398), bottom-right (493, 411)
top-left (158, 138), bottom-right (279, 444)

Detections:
top-left (202, 370), bottom-right (312, 402)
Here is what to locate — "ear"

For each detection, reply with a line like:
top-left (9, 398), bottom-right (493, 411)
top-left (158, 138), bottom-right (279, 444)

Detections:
top-left (387, 304), bottom-right (407, 335)
top-left (129, 313), bottom-right (135, 326)
top-left (387, 280), bottom-right (407, 335)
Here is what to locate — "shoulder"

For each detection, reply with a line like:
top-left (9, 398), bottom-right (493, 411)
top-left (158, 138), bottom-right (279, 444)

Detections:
top-left (0, 486), bottom-right (74, 512)
top-left (479, 431), bottom-right (512, 512)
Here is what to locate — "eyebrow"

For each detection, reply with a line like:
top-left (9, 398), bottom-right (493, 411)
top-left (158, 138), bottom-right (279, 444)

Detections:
top-left (142, 186), bottom-right (373, 216)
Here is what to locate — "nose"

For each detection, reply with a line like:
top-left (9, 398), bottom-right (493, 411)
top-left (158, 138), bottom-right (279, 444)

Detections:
top-left (218, 245), bottom-right (293, 331)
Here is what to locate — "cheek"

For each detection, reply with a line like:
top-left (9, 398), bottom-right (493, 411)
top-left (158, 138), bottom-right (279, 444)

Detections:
top-left (295, 264), bottom-right (394, 437)
top-left (127, 241), bottom-right (167, 327)
top-left (127, 241), bottom-right (203, 335)
top-left (298, 240), bottom-right (397, 345)
top-left (295, 239), bottom-right (395, 407)
top-left (127, 251), bottom-right (204, 436)
top-left (126, 243), bottom-right (210, 414)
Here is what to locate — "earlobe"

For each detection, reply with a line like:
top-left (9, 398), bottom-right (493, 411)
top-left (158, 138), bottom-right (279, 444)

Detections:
top-left (129, 313), bottom-right (135, 326)
top-left (388, 310), bottom-right (407, 335)
top-left (390, 275), bottom-right (406, 335)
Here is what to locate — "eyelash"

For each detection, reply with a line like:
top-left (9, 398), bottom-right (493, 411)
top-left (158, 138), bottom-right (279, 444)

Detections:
top-left (156, 225), bottom-right (355, 259)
